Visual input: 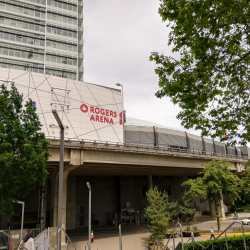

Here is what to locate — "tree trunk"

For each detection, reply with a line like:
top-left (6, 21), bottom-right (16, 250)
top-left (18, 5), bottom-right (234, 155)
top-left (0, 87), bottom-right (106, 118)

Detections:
top-left (215, 201), bottom-right (221, 233)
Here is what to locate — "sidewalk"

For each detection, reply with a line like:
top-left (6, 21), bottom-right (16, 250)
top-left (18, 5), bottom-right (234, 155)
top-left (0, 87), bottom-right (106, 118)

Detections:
top-left (66, 214), bottom-right (250, 250)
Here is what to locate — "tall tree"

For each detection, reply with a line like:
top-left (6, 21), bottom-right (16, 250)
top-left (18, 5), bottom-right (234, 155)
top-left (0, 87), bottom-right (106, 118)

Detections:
top-left (0, 83), bottom-right (49, 219)
top-left (180, 194), bottom-right (197, 229)
top-left (241, 160), bottom-right (250, 201)
top-left (150, 0), bottom-right (250, 145)
top-left (182, 160), bottom-right (242, 232)
top-left (145, 186), bottom-right (176, 240)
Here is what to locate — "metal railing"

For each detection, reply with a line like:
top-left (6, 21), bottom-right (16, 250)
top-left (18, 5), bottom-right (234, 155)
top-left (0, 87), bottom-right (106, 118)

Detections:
top-left (183, 221), bottom-right (247, 250)
top-left (184, 237), bottom-right (206, 250)
top-left (34, 228), bottom-right (49, 250)
top-left (0, 229), bottom-right (10, 250)
top-left (165, 222), bottom-right (184, 250)
top-left (0, 230), bottom-right (28, 250)
top-left (58, 228), bottom-right (77, 250)
top-left (47, 138), bottom-right (247, 161)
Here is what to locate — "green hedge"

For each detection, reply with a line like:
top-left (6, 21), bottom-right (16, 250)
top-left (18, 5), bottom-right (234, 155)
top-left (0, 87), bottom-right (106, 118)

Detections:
top-left (185, 235), bottom-right (250, 250)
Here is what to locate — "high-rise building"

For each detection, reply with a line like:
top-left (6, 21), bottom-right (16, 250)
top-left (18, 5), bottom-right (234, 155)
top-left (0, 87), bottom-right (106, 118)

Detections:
top-left (0, 0), bottom-right (83, 81)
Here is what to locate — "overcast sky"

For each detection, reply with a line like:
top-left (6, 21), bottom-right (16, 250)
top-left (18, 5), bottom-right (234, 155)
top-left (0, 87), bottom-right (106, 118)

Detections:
top-left (83, 0), bottom-right (191, 132)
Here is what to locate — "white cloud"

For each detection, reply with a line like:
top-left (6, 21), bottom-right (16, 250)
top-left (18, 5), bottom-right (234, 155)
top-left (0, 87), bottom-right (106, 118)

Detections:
top-left (83, 0), bottom-right (198, 134)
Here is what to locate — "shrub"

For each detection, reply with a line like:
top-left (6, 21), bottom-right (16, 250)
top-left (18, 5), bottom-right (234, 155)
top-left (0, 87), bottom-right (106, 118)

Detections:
top-left (144, 187), bottom-right (176, 240)
top-left (185, 235), bottom-right (250, 250)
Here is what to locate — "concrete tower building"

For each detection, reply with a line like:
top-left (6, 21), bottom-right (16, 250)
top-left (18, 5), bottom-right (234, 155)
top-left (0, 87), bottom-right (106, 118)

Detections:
top-left (0, 0), bottom-right (83, 81)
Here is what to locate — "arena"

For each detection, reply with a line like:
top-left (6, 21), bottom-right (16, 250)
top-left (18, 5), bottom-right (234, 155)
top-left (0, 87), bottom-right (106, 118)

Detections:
top-left (0, 68), bottom-right (249, 235)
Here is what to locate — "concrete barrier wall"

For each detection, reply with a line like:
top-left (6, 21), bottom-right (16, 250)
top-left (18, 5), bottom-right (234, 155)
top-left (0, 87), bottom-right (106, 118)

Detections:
top-left (187, 133), bottom-right (203, 151)
top-left (125, 125), bottom-right (247, 158)
top-left (124, 126), bottom-right (154, 146)
top-left (157, 128), bottom-right (187, 149)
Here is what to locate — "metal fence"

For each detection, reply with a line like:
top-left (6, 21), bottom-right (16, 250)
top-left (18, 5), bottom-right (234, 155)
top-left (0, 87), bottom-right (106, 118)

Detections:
top-left (58, 228), bottom-right (77, 250)
top-left (34, 229), bottom-right (49, 250)
top-left (164, 221), bottom-right (248, 250)
top-left (0, 230), bottom-right (10, 250)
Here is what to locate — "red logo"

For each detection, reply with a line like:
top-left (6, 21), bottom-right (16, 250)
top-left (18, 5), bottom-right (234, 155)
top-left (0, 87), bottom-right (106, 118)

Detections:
top-left (80, 104), bottom-right (88, 112)
top-left (80, 104), bottom-right (118, 124)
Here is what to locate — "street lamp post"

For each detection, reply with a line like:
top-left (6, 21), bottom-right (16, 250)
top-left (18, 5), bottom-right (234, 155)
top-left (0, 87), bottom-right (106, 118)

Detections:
top-left (52, 110), bottom-right (64, 250)
top-left (86, 182), bottom-right (91, 250)
top-left (115, 83), bottom-right (124, 143)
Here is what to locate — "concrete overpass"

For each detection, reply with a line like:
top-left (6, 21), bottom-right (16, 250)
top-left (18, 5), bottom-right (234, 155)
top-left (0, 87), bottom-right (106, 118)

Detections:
top-left (46, 139), bottom-right (247, 232)
top-left (47, 139), bottom-right (246, 175)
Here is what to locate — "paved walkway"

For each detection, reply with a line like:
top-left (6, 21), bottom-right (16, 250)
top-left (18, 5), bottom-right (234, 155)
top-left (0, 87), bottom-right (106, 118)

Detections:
top-left (66, 213), bottom-right (250, 250)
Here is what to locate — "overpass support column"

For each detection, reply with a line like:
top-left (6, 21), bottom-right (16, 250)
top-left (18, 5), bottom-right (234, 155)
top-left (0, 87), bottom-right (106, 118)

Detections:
top-left (219, 197), bottom-right (226, 219)
top-left (50, 169), bottom-right (58, 227)
top-left (209, 198), bottom-right (226, 219)
top-left (147, 175), bottom-right (153, 190)
top-left (235, 162), bottom-right (243, 172)
top-left (61, 171), bottom-right (70, 240)
top-left (51, 168), bottom-right (78, 243)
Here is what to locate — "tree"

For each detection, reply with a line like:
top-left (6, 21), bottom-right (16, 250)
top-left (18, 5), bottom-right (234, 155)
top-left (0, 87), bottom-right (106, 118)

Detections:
top-left (144, 186), bottom-right (176, 240)
top-left (180, 194), bottom-right (196, 229)
top-left (241, 160), bottom-right (250, 205)
top-left (150, 0), bottom-right (250, 145)
top-left (182, 160), bottom-right (242, 232)
top-left (0, 83), bottom-right (49, 219)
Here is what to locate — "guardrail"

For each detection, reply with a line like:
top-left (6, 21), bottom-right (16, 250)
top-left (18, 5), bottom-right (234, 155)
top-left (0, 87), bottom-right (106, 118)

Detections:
top-left (47, 138), bottom-right (247, 161)
top-left (34, 229), bottom-right (49, 250)
top-left (0, 230), bottom-right (28, 250)
top-left (182, 221), bottom-right (247, 250)
top-left (58, 228), bottom-right (77, 250)
top-left (165, 222), bottom-right (184, 250)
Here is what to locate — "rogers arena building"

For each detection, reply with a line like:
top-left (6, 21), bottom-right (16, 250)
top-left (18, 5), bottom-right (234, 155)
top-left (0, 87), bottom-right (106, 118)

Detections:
top-left (0, 68), bottom-right (123, 143)
top-left (1, 68), bottom-right (249, 232)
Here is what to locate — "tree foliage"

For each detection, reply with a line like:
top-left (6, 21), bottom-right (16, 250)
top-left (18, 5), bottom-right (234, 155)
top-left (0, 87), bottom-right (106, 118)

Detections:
top-left (182, 160), bottom-right (242, 232)
top-left (0, 83), bottom-right (49, 219)
top-left (241, 160), bottom-right (250, 201)
top-left (150, 0), bottom-right (250, 145)
top-left (144, 186), bottom-right (176, 239)
top-left (180, 193), bottom-right (196, 228)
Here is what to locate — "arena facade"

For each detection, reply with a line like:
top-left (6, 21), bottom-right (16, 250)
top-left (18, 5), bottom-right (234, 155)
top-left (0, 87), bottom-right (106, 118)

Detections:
top-left (0, 68), bottom-right (249, 233)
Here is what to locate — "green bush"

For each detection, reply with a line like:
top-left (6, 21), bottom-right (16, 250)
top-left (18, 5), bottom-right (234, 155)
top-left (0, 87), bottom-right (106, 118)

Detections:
top-left (185, 235), bottom-right (250, 250)
top-left (237, 204), bottom-right (250, 212)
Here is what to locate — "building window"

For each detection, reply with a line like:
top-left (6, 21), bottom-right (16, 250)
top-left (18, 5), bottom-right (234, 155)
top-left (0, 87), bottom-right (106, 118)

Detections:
top-left (0, 31), bottom-right (45, 47)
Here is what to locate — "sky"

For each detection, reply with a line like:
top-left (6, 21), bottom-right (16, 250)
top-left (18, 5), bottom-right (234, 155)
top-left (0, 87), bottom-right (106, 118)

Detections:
top-left (83, 0), bottom-right (192, 133)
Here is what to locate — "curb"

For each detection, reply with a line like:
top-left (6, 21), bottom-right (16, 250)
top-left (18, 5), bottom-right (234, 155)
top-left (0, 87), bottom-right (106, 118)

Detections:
top-left (200, 233), bottom-right (250, 237)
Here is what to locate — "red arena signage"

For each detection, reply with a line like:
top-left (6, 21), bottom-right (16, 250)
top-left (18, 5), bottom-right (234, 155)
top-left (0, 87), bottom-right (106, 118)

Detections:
top-left (80, 104), bottom-right (117, 124)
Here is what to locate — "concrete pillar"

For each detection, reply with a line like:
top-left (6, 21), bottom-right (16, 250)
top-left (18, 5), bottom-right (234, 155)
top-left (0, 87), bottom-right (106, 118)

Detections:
top-left (51, 170), bottom-right (69, 243)
top-left (147, 175), bottom-right (153, 190)
top-left (66, 177), bottom-right (76, 230)
top-left (219, 196), bottom-right (226, 219)
top-left (61, 172), bottom-right (69, 241)
top-left (209, 198), bottom-right (225, 219)
top-left (50, 170), bottom-right (70, 230)
top-left (236, 162), bottom-right (243, 172)
top-left (50, 169), bottom-right (58, 227)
